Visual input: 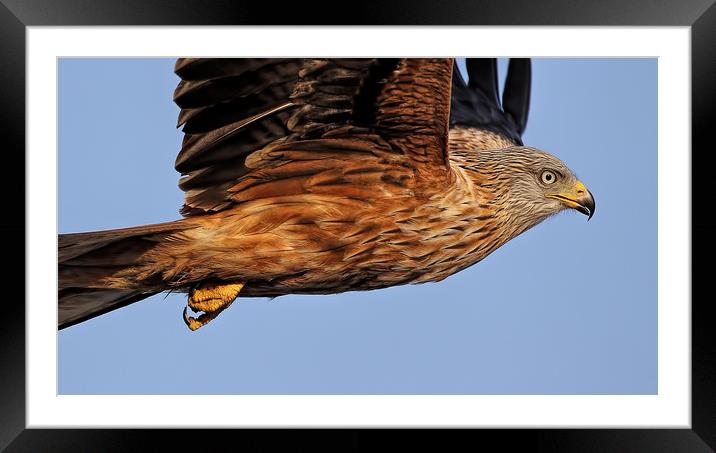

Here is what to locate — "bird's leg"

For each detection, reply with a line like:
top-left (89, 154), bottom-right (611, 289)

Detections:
top-left (182, 282), bottom-right (244, 331)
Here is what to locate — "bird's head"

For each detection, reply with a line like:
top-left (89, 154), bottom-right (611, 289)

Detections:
top-left (467, 146), bottom-right (595, 234)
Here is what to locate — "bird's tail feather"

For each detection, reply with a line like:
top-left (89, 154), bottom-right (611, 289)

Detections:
top-left (58, 219), bottom-right (194, 329)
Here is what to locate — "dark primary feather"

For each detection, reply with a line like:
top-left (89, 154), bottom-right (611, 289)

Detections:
top-left (287, 58), bottom-right (401, 138)
top-left (449, 58), bottom-right (531, 145)
top-left (466, 59), bottom-right (500, 108)
top-left (173, 58), bottom-right (303, 215)
top-left (289, 57), bottom-right (453, 170)
top-left (502, 58), bottom-right (531, 136)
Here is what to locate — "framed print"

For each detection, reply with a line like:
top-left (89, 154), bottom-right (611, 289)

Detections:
top-left (4, 0), bottom-right (715, 450)
top-left (55, 55), bottom-right (655, 397)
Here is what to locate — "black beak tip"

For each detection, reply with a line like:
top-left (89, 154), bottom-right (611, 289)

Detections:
top-left (585, 190), bottom-right (595, 221)
top-left (575, 204), bottom-right (592, 219)
top-left (574, 190), bottom-right (595, 221)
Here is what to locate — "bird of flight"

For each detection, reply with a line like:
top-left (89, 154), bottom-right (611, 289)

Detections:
top-left (59, 58), bottom-right (595, 331)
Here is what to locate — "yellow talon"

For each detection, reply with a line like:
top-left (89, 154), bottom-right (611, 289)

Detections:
top-left (188, 282), bottom-right (245, 312)
top-left (183, 282), bottom-right (244, 331)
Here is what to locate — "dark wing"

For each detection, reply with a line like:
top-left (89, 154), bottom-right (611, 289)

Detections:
top-left (174, 58), bottom-right (303, 215)
top-left (173, 58), bottom-right (455, 216)
top-left (288, 59), bottom-right (453, 168)
top-left (449, 58), bottom-right (531, 145)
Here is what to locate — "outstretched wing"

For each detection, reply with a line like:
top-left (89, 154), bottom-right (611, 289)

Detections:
top-left (173, 58), bottom-right (454, 216)
top-left (449, 58), bottom-right (531, 146)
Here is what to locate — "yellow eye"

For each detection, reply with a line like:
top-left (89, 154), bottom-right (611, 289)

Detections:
top-left (541, 170), bottom-right (557, 184)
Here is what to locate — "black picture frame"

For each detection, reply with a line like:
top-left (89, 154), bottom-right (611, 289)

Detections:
top-left (3, 0), bottom-right (714, 451)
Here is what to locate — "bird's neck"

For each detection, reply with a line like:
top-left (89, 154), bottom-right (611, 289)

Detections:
top-left (449, 149), bottom-right (518, 228)
top-left (417, 148), bottom-right (548, 281)
top-left (446, 127), bottom-right (542, 240)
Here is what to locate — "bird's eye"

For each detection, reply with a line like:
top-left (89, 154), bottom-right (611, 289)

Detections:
top-left (541, 170), bottom-right (557, 184)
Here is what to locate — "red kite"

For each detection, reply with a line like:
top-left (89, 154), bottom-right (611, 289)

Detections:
top-left (59, 58), bottom-right (594, 331)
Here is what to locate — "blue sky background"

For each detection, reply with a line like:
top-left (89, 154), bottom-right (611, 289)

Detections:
top-left (58, 58), bottom-right (657, 394)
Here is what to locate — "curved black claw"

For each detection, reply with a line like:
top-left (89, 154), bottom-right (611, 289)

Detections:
top-left (183, 306), bottom-right (222, 332)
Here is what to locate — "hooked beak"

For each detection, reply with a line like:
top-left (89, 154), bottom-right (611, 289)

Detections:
top-left (547, 181), bottom-right (596, 220)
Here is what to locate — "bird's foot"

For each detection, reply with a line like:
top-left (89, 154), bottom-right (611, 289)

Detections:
top-left (183, 282), bottom-right (244, 331)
